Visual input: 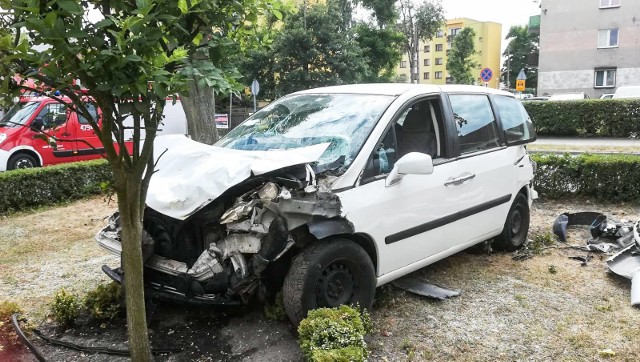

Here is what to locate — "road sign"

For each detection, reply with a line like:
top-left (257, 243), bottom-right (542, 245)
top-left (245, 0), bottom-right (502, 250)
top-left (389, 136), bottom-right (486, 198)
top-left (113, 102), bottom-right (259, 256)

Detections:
top-left (251, 79), bottom-right (260, 96)
top-left (251, 79), bottom-right (260, 112)
top-left (480, 68), bottom-right (493, 82)
top-left (516, 80), bottom-right (526, 92)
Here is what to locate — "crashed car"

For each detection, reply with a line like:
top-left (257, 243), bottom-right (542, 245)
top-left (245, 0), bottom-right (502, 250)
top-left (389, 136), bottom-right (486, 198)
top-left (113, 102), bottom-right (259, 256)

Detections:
top-left (96, 84), bottom-right (538, 324)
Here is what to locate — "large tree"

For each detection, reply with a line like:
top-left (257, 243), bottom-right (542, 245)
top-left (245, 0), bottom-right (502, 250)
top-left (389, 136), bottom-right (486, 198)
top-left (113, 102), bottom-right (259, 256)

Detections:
top-left (180, 1), bottom-right (288, 145)
top-left (0, 0), bottom-right (266, 359)
top-left (501, 25), bottom-right (538, 90)
top-left (446, 27), bottom-right (477, 84)
top-left (396, 0), bottom-right (445, 83)
top-left (243, 1), bottom-right (369, 98)
top-left (355, 0), bottom-right (404, 82)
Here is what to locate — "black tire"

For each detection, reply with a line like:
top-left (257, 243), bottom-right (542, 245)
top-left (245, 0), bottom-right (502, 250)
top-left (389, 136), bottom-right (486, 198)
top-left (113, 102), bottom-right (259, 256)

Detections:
top-left (7, 153), bottom-right (38, 170)
top-left (282, 239), bottom-right (376, 325)
top-left (494, 193), bottom-right (530, 251)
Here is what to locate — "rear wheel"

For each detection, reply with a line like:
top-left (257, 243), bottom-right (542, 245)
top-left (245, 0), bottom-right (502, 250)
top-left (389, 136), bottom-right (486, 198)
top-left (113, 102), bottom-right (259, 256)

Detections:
top-left (8, 153), bottom-right (38, 170)
top-left (494, 193), bottom-right (530, 251)
top-left (282, 239), bottom-right (376, 325)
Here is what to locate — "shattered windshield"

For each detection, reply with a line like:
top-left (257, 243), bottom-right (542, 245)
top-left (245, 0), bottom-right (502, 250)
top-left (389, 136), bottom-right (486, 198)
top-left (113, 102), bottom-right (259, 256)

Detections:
top-left (0, 102), bottom-right (39, 128)
top-left (216, 93), bottom-right (395, 169)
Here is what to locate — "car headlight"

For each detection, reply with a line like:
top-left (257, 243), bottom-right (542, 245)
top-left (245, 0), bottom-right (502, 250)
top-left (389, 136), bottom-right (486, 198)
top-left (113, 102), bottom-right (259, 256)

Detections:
top-left (0, 133), bottom-right (6, 145)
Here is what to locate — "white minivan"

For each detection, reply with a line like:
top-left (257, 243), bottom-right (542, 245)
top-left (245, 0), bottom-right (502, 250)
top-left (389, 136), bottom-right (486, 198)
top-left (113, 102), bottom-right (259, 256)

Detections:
top-left (96, 84), bottom-right (537, 324)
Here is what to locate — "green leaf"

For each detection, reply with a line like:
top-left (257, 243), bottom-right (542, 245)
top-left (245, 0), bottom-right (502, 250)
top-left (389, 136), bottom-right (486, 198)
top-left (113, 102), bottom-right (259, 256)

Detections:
top-left (192, 33), bottom-right (203, 46)
top-left (272, 9), bottom-right (283, 20)
top-left (177, 0), bottom-right (188, 14)
top-left (57, 0), bottom-right (82, 14)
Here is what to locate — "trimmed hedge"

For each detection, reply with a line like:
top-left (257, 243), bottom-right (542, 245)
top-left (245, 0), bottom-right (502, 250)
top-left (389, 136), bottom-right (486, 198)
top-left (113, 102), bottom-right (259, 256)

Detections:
top-left (524, 99), bottom-right (640, 137)
top-left (532, 153), bottom-right (640, 201)
top-left (0, 159), bottom-right (113, 214)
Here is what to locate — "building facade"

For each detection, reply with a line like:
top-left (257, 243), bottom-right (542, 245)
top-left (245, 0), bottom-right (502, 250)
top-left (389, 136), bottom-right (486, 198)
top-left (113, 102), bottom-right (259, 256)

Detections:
top-left (396, 18), bottom-right (502, 89)
top-left (538, 0), bottom-right (640, 97)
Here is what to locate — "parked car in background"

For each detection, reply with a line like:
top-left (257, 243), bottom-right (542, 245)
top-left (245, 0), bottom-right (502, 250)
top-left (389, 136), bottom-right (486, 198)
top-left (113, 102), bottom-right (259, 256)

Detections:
top-left (600, 94), bottom-right (614, 99)
top-left (96, 84), bottom-right (538, 324)
top-left (613, 86), bottom-right (640, 99)
top-left (548, 92), bottom-right (590, 101)
top-left (0, 96), bottom-right (187, 171)
top-left (524, 96), bottom-right (550, 102)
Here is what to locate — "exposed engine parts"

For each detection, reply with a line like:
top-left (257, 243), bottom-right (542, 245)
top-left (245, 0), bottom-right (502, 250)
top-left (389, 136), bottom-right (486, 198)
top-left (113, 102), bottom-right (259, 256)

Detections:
top-left (98, 171), bottom-right (352, 305)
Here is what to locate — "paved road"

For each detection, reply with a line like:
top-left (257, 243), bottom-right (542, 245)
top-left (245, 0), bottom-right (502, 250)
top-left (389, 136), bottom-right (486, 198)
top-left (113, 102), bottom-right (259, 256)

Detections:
top-left (534, 137), bottom-right (640, 147)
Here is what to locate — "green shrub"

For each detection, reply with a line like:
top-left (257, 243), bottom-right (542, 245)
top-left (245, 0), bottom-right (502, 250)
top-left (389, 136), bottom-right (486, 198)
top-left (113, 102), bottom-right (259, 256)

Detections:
top-left (524, 99), bottom-right (640, 137)
top-left (532, 153), bottom-right (640, 201)
top-left (298, 305), bottom-right (368, 362)
top-left (264, 291), bottom-right (287, 321)
top-left (0, 301), bottom-right (23, 350)
top-left (0, 159), bottom-right (113, 215)
top-left (84, 282), bottom-right (122, 321)
top-left (50, 289), bottom-right (81, 326)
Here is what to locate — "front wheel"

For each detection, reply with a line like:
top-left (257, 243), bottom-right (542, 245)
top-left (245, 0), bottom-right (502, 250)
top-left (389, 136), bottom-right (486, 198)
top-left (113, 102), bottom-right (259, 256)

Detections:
top-left (494, 193), bottom-right (530, 251)
top-left (282, 239), bottom-right (376, 325)
top-left (8, 153), bottom-right (38, 170)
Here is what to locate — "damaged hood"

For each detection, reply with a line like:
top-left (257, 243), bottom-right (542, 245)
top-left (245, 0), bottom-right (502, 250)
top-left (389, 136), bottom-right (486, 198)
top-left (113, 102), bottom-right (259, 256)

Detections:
top-left (147, 135), bottom-right (330, 220)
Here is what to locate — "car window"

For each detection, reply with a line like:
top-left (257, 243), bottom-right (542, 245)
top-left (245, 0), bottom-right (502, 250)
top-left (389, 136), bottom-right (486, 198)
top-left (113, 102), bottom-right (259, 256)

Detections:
top-left (493, 96), bottom-right (536, 144)
top-left (37, 103), bottom-right (67, 129)
top-left (78, 103), bottom-right (98, 125)
top-left (217, 94), bottom-right (395, 169)
top-left (362, 98), bottom-right (444, 181)
top-left (449, 94), bottom-right (500, 154)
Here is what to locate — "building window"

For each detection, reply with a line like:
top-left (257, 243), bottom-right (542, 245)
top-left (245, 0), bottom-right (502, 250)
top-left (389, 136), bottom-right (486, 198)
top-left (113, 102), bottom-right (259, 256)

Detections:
top-left (600, 0), bottom-right (621, 8)
top-left (598, 28), bottom-right (619, 48)
top-left (435, 71), bottom-right (443, 79)
top-left (435, 58), bottom-right (443, 65)
top-left (400, 60), bottom-right (407, 68)
top-left (449, 28), bottom-right (461, 36)
top-left (424, 45), bottom-right (430, 52)
top-left (424, 59), bottom-right (430, 66)
top-left (595, 69), bottom-right (616, 87)
top-left (424, 72), bottom-right (430, 80)
top-left (435, 44), bottom-right (443, 51)
top-left (436, 30), bottom-right (444, 38)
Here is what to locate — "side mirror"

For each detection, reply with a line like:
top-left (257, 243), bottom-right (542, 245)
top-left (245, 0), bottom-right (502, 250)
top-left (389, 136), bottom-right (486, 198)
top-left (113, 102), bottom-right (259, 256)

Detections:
top-left (385, 152), bottom-right (434, 187)
top-left (30, 117), bottom-right (44, 131)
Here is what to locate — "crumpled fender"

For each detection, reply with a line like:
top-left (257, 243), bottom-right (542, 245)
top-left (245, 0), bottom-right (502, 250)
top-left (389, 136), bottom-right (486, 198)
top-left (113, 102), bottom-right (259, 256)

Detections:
top-left (307, 217), bottom-right (355, 240)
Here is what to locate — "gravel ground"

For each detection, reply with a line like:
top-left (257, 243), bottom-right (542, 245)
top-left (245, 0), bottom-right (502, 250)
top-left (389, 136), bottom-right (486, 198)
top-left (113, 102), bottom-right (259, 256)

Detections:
top-left (1, 197), bottom-right (639, 361)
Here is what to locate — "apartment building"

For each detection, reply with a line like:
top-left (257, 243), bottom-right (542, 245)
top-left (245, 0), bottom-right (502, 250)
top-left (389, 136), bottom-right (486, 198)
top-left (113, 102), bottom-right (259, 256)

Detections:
top-left (538, 0), bottom-right (640, 97)
top-left (396, 18), bottom-right (502, 89)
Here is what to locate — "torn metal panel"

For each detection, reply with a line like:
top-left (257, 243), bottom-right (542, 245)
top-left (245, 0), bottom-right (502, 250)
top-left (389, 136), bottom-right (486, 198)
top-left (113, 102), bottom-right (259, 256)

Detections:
top-left (277, 192), bottom-right (343, 230)
top-left (392, 276), bottom-right (461, 300)
top-left (606, 221), bottom-right (640, 307)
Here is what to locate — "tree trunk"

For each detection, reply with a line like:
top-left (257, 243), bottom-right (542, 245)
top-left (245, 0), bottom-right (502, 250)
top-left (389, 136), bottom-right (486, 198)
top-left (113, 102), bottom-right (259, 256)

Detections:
top-left (116, 173), bottom-right (152, 362)
top-left (181, 80), bottom-right (219, 145)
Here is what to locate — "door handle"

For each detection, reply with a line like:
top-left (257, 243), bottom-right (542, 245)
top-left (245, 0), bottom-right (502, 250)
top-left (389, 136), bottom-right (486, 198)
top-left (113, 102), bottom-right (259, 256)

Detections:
top-left (444, 173), bottom-right (476, 186)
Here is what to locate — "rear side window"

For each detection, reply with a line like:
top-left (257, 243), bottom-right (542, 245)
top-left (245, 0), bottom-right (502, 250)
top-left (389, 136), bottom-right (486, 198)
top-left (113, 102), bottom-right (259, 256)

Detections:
top-left (493, 96), bottom-right (536, 144)
top-left (78, 103), bottom-right (98, 124)
top-left (449, 94), bottom-right (500, 154)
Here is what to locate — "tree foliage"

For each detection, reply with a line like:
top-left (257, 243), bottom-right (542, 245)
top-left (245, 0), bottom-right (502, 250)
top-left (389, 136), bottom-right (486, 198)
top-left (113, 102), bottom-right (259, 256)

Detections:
top-left (502, 25), bottom-right (538, 90)
top-left (446, 27), bottom-right (477, 85)
top-left (396, 0), bottom-right (446, 83)
top-left (242, 1), bottom-right (370, 99)
top-left (0, 0), bottom-right (268, 359)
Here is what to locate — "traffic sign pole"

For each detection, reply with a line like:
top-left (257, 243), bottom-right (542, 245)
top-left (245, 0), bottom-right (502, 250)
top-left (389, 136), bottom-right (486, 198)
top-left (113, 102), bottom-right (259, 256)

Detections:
top-left (480, 68), bottom-right (493, 87)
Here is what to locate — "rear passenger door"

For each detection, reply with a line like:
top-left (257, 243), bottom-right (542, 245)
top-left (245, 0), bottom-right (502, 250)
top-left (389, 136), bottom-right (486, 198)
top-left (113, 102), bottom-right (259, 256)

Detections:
top-left (445, 93), bottom-right (516, 239)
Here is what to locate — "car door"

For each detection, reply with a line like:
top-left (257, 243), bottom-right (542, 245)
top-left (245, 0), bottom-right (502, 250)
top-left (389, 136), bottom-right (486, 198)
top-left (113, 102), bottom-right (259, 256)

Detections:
top-left (30, 101), bottom-right (77, 165)
top-left (339, 96), bottom-right (494, 277)
top-left (71, 103), bottom-right (105, 161)
top-left (443, 93), bottom-right (517, 241)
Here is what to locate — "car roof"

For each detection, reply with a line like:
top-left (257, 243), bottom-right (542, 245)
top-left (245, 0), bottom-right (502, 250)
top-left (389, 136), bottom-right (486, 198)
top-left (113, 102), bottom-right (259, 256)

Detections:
top-left (292, 83), bottom-right (514, 97)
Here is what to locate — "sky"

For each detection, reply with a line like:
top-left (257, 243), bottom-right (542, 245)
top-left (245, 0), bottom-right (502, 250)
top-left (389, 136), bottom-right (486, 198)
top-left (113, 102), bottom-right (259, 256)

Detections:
top-left (441, 0), bottom-right (542, 53)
